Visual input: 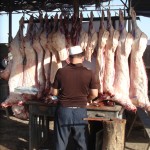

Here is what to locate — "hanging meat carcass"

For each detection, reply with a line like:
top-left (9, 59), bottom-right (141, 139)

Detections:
top-left (70, 13), bottom-right (80, 47)
top-left (1, 17), bottom-right (25, 107)
top-left (23, 15), bottom-right (38, 89)
top-left (40, 14), bottom-right (52, 93)
top-left (63, 15), bottom-right (72, 49)
top-left (47, 14), bottom-right (62, 84)
top-left (129, 8), bottom-right (150, 111)
top-left (95, 10), bottom-right (109, 96)
top-left (51, 13), bottom-right (68, 61)
top-left (78, 11), bottom-right (88, 51)
top-left (32, 13), bottom-right (46, 98)
top-left (103, 10), bottom-right (120, 98)
top-left (111, 10), bottom-right (136, 111)
top-left (85, 11), bottom-right (98, 62)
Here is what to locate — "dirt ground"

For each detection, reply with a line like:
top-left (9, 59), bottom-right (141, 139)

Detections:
top-left (0, 109), bottom-right (150, 150)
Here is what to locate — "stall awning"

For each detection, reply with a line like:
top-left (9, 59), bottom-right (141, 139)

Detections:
top-left (0, 0), bottom-right (109, 12)
top-left (0, 0), bottom-right (150, 17)
top-left (131, 0), bottom-right (150, 17)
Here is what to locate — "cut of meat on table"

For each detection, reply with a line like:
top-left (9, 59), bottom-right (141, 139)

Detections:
top-left (40, 14), bottom-right (51, 93)
top-left (103, 10), bottom-right (120, 98)
top-left (32, 13), bottom-right (46, 99)
top-left (23, 15), bottom-right (38, 89)
top-left (112, 10), bottom-right (136, 111)
top-left (95, 10), bottom-right (109, 96)
top-left (51, 13), bottom-right (68, 61)
top-left (1, 17), bottom-right (25, 108)
top-left (85, 11), bottom-right (98, 62)
top-left (0, 60), bottom-right (13, 80)
top-left (78, 11), bottom-right (88, 51)
top-left (129, 8), bottom-right (150, 111)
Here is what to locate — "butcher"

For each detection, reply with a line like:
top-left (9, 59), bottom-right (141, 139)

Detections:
top-left (51, 45), bottom-right (98, 150)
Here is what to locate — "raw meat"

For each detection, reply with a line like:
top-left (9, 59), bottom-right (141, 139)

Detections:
top-left (85, 11), bottom-right (98, 62)
top-left (1, 17), bottom-right (25, 106)
top-left (32, 13), bottom-right (46, 98)
top-left (51, 14), bottom-right (68, 61)
top-left (129, 8), bottom-right (150, 111)
top-left (78, 12), bottom-right (88, 51)
top-left (47, 14), bottom-right (62, 84)
top-left (40, 14), bottom-right (51, 92)
top-left (103, 10), bottom-right (120, 97)
top-left (112, 10), bottom-right (136, 111)
top-left (95, 10), bottom-right (109, 95)
top-left (23, 15), bottom-right (38, 89)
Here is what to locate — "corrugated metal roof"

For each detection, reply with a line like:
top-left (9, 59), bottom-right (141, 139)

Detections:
top-left (0, 0), bottom-right (109, 12)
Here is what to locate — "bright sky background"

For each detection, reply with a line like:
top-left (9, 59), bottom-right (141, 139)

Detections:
top-left (0, 0), bottom-right (150, 44)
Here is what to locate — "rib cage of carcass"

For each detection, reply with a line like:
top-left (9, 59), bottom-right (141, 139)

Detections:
top-left (0, 9), bottom-right (150, 120)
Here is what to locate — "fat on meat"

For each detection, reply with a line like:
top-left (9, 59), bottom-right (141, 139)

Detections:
top-left (85, 11), bottom-right (98, 62)
top-left (95, 10), bottom-right (109, 95)
top-left (51, 14), bottom-right (68, 61)
top-left (129, 8), bottom-right (150, 111)
top-left (103, 10), bottom-right (120, 97)
top-left (40, 14), bottom-right (52, 92)
top-left (32, 13), bottom-right (46, 98)
top-left (112, 10), bottom-right (136, 111)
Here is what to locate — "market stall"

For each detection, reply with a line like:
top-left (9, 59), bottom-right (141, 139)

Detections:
top-left (0, 0), bottom-right (150, 150)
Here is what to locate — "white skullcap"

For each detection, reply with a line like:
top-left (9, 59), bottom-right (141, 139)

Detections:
top-left (69, 46), bottom-right (83, 55)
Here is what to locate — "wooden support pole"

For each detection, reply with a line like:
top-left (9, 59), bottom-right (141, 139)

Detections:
top-left (102, 119), bottom-right (126, 150)
top-left (8, 0), bottom-right (12, 43)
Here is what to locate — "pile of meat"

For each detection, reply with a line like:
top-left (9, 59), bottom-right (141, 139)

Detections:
top-left (0, 9), bottom-right (149, 119)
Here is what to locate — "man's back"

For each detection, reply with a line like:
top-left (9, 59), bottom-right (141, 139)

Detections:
top-left (53, 63), bottom-right (97, 107)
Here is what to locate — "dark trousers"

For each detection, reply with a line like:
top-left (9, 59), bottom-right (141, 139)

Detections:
top-left (54, 106), bottom-right (89, 150)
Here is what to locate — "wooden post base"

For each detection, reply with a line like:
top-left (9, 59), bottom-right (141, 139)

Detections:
top-left (102, 118), bottom-right (126, 150)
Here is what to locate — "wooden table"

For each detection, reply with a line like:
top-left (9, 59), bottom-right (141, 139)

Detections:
top-left (26, 101), bottom-right (122, 150)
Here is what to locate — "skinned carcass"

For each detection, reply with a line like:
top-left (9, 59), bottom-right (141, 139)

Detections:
top-left (95, 10), bottom-right (109, 96)
top-left (40, 14), bottom-right (52, 93)
top-left (112, 10), bottom-right (136, 111)
top-left (103, 10), bottom-right (120, 97)
top-left (23, 15), bottom-right (38, 89)
top-left (63, 15), bottom-right (72, 49)
top-left (78, 11), bottom-right (88, 51)
top-left (32, 13), bottom-right (46, 98)
top-left (85, 11), bottom-right (98, 62)
top-left (51, 13), bottom-right (68, 61)
top-left (70, 13), bottom-right (80, 47)
top-left (1, 17), bottom-right (25, 108)
top-left (129, 8), bottom-right (150, 111)
top-left (47, 14), bottom-right (62, 84)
